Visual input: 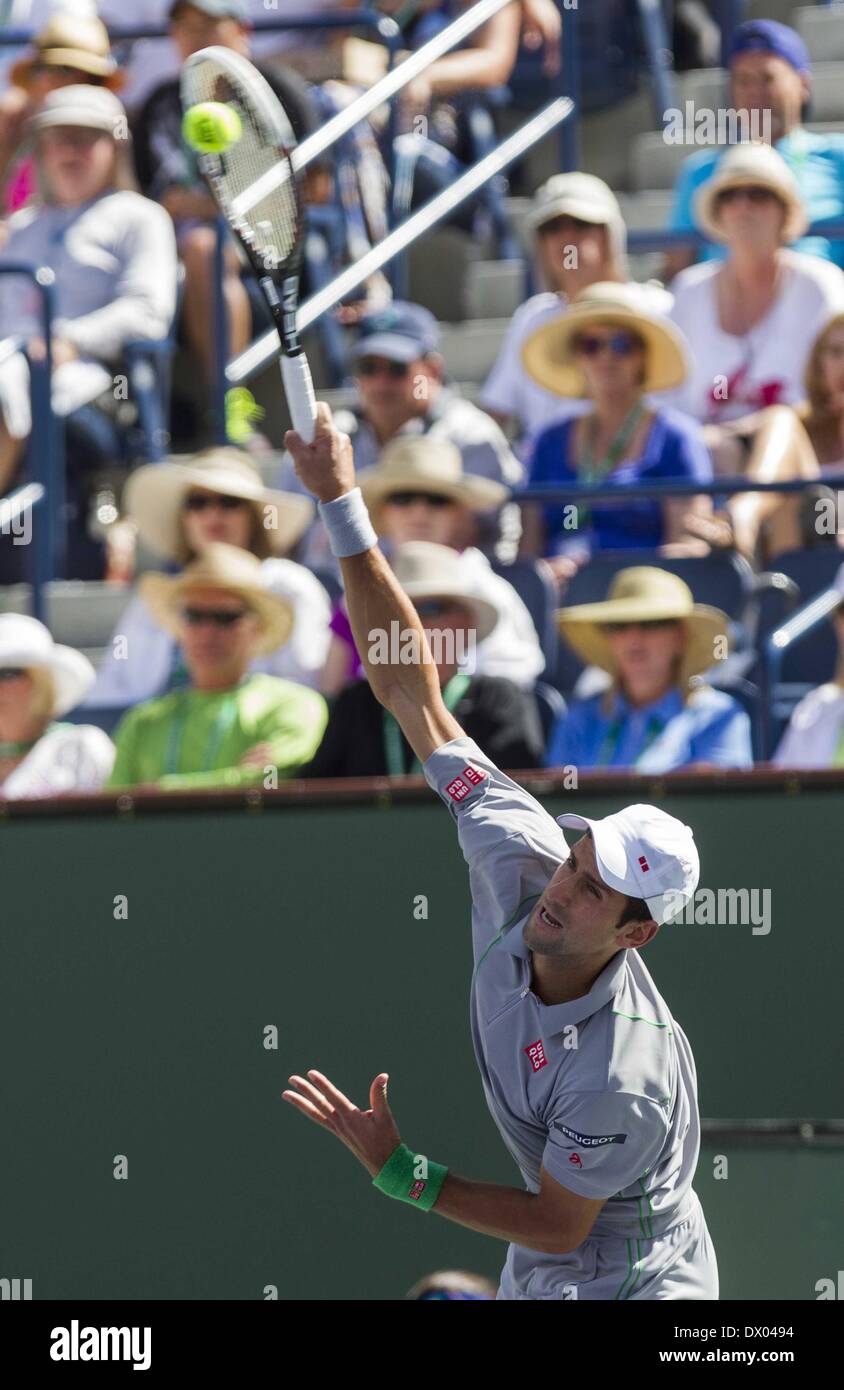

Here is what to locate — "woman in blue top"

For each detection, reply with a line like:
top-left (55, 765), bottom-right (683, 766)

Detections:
top-left (519, 282), bottom-right (720, 579)
top-left (546, 565), bottom-right (753, 772)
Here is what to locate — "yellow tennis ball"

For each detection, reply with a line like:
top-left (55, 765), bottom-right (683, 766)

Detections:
top-left (182, 102), bottom-right (242, 155)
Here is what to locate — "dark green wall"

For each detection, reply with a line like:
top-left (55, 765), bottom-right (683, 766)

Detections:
top-left (1, 786), bottom-right (841, 1299)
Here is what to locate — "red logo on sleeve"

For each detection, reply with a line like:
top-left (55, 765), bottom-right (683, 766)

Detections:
top-left (568, 1153), bottom-right (583, 1168)
top-left (524, 1039), bottom-right (547, 1071)
top-left (639, 856), bottom-right (650, 873)
top-left (446, 776), bottom-right (470, 802)
top-left (463, 764), bottom-right (487, 786)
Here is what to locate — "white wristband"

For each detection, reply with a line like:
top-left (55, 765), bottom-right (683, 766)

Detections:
top-left (318, 487), bottom-right (378, 558)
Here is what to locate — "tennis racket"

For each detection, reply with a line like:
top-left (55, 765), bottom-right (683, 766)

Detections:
top-left (180, 46), bottom-right (317, 443)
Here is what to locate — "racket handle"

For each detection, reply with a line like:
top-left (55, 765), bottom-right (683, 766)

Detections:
top-left (281, 352), bottom-right (317, 444)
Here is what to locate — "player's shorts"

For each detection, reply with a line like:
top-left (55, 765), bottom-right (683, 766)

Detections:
top-left (496, 1189), bottom-right (719, 1301)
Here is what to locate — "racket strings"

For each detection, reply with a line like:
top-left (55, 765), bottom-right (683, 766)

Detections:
top-left (183, 67), bottom-right (299, 271)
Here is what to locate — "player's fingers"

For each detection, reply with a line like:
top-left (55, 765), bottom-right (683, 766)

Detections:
top-left (284, 428), bottom-right (310, 456)
top-left (369, 1073), bottom-right (391, 1117)
top-left (306, 1068), bottom-right (356, 1114)
top-left (314, 400), bottom-right (334, 431)
top-left (286, 1074), bottom-right (336, 1120)
top-left (281, 1090), bottom-right (336, 1130)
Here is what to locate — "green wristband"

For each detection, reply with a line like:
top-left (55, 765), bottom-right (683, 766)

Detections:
top-left (372, 1143), bottom-right (448, 1211)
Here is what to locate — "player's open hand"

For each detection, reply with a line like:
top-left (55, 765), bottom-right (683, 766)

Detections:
top-left (285, 402), bottom-right (357, 506)
top-left (283, 1069), bottom-right (400, 1177)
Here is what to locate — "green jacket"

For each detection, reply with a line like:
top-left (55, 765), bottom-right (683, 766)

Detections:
top-left (108, 674), bottom-right (327, 791)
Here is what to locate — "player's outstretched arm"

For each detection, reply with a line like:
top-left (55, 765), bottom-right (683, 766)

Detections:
top-left (286, 403), bottom-right (465, 765)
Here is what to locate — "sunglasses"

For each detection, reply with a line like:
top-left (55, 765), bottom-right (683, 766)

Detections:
top-left (386, 491), bottom-right (455, 509)
top-left (601, 619), bottom-right (681, 634)
top-left (717, 186), bottom-right (779, 206)
top-left (181, 607), bottom-right (250, 629)
top-left (183, 492), bottom-right (248, 512)
top-left (0, 667), bottom-right (28, 681)
top-left (575, 332), bottom-right (642, 358)
top-left (357, 357), bottom-right (411, 379)
top-left (537, 213), bottom-right (597, 235)
top-left (414, 599), bottom-right (458, 620)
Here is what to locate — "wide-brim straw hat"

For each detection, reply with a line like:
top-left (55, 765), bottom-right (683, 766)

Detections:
top-left (358, 437), bottom-right (508, 519)
top-left (139, 543), bottom-right (295, 657)
top-left (556, 566), bottom-right (729, 689)
top-left (125, 450), bottom-right (314, 560)
top-left (521, 281), bottom-right (690, 397)
top-left (12, 15), bottom-right (125, 89)
top-left (694, 141), bottom-right (808, 244)
top-left (0, 613), bottom-right (94, 716)
top-left (392, 541), bottom-right (500, 644)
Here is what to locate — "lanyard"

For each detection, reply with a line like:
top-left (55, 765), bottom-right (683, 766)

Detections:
top-left (382, 673), bottom-right (471, 777)
top-left (575, 401), bottom-right (646, 528)
top-left (597, 712), bottom-right (665, 767)
top-left (163, 693), bottom-right (241, 777)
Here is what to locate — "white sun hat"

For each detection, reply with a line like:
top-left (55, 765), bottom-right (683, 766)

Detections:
top-left (557, 804), bottom-right (700, 925)
top-left (0, 614), bottom-right (95, 716)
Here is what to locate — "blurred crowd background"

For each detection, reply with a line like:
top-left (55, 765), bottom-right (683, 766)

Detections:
top-left (2, 0), bottom-right (844, 800)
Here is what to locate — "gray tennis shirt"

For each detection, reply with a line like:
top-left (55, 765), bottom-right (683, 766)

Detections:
top-left (423, 736), bottom-right (702, 1242)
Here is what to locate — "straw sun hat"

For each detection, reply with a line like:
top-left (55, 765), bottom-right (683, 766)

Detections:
top-left (521, 281), bottom-right (690, 397)
top-left (125, 450), bottom-right (314, 561)
top-left (557, 567), bottom-right (729, 690)
top-left (694, 141), bottom-right (808, 245)
top-left (139, 544), bottom-right (295, 657)
top-left (392, 542), bottom-right (500, 643)
top-left (12, 15), bottom-right (124, 89)
top-left (0, 613), bottom-right (95, 716)
top-left (357, 437), bottom-right (508, 518)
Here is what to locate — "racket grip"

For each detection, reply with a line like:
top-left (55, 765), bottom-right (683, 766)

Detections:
top-left (281, 352), bottom-right (317, 444)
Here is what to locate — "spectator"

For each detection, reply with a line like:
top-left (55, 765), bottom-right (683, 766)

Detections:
top-left (107, 544), bottom-right (327, 790)
top-left (519, 283), bottom-right (716, 579)
top-left (304, 541), bottom-right (544, 777)
top-left (665, 18), bottom-right (844, 279)
top-left (279, 301), bottom-right (523, 570)
top-left (0, 86), bottom-right (178, 575)
top-left (0, 614), bottom-right (115, 799)
top-left (481, 173), bottom-right (672, 449)
top-left (320, 436), bottom-right (544, 693)
top-left (668, 143), bottom-right (844, 558)
top-left (394, 0), bottom-right (522, 230)
top-left (0, 11), bottom-right (124, 213)
top-left (773, 563), bottom-right (844, 768)
top-left (547, 567), bottom-right (752, 772)
top-left (87, 449), bottom-right (331, 707)
top-left (800, 312), bottom-right (844, 480)
top-left (131, 0), bottom-right (332, 398)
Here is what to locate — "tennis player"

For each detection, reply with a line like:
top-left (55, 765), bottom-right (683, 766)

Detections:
top-left (283, 403), bottom-right (719, 1301)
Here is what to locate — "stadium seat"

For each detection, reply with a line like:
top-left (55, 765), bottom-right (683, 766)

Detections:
top-left (762, 581), bottom-right (841, 756)
top-left (796, 5), bottom-right (844, 62)
top-left (559, 549), bottom-right (756, 620)
top-left (437, 318), bottom-right (510, 381)
top-left (491, 556), bottom-right (559, 676)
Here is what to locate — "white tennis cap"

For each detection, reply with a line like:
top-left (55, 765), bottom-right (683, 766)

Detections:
top-left (557, 805), bottom-right (699, 925)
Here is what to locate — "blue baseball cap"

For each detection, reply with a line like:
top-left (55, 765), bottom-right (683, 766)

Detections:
top-left (729, 19), bottom-right (811, 75)
top-left (170, 0), bottom-right (248, 20)
top-left (353, 301), bottom-right (441, 364)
